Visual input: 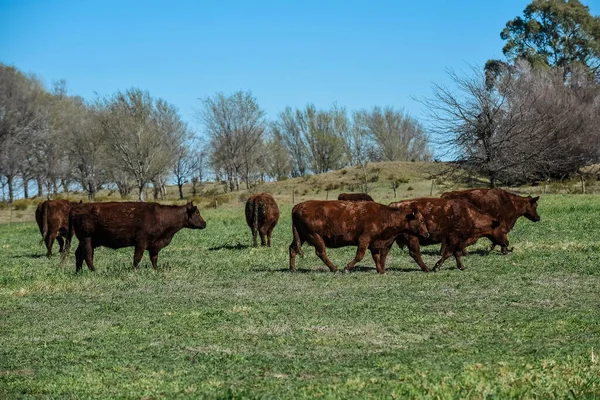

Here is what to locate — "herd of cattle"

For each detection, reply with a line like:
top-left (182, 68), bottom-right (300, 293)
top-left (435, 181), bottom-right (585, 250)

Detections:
top-left (33, 188), bottom-right (540, 273)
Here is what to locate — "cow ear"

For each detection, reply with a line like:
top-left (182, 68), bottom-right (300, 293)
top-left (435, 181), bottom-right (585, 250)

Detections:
top-left (79, 200), bottom-right (83, 204)
top-left (406, 211), bottom-right (417, 221)
top-left (530, 196), bottom-right (539, 204)
top-left (491, 220), bottom-right (501, 229)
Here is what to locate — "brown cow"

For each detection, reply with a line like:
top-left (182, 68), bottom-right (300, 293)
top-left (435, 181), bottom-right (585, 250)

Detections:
top-left (245, 193), bottom-right (280, 247)
top-left (35, 199), bottom-right (81, 257)
top-left (390, 198), bottom-right (509, 272)
top-left (441, 188), bottom-right (540, 254)
top-left (67, 202), bottom-right (206, 272)
top-left (289, 200), bottom-right (429, 274)
top-left (338, 193), bottom-right (374, 201)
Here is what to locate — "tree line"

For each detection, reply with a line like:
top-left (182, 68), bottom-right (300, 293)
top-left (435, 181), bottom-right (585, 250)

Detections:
top-left (428, 0), bottom-right (600, 187)
top-left (0, 67), bottom-right (431, 203)
top-left (2, 0), bottom-right (599, 200)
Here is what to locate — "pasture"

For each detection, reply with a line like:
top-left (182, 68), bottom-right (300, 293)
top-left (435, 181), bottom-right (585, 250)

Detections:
top-left (1, 194), bottom-right (599, 398)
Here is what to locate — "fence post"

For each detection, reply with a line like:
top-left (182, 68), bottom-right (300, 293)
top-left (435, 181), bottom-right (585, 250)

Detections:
top-left (430, 179), bottom-right (435, 196)
top-left (292, 189), bottom-right (295, 204)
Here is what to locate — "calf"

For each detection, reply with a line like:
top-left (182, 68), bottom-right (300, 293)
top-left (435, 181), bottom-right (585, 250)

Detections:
top-left (289, 200), bottom-right (429, 274)
top-left (390, 198), bottom-right (509, 272)
top-left (67, 202), bottom-right (206, 272)
top-left (245, 193), bottom-right (280, 247)
top-left (441, 188), bottom-right (540, 254)
top-left (35, 199), bottom-right (80, 257)
top-left (337, 193), bottom-right (374, 201)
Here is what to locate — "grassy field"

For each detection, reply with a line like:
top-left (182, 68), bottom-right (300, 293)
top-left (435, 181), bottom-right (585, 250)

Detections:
top-left (1, 194), bottom-right (599, 398)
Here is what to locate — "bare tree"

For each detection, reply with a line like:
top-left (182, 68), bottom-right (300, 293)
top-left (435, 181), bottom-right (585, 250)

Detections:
top-left (274, 107), bottom-right (309, 177)
top-left (0, 64), bottom-right (48, 202)
top-left (354, 106), bottom-right (431, 163)
top-left (198, 91), bottom-right (266, 191)
top-left (99, 88), bottom-right (185, 201)
top-left (424, 63), bottom-right (600, 187)
top-left (264, 125), bottom-right (292, 180)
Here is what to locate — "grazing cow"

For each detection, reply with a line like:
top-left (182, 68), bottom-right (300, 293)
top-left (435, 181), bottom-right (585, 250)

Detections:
top-left (67, 202), bottom-right (206, 272)
top-left (337, 193), bottom-right (374, 201)
top-left (390, 198), bottom-right (509, 272)
top-left (441, 188), bottom-right (540, 254)
top-left (35, 199), bottom-right (81, 257)
top-left (289, 200), bottom-right (429, 274)
top-left (245, 193), bottom-right (280, 247)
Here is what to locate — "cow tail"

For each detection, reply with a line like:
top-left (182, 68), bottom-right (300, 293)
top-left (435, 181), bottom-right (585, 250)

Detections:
top-left (63, 207), bottom-right (74, 259)
top-left (253, 198), bottom-right (259, 239)
top-left (41, 201), bottom-right (49, 243)
top-left (292, 223), bottom-right (304, 257)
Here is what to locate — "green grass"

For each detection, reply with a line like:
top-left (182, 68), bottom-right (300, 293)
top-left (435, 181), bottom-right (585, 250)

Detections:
top-left (1, 195), bottom-right (599, 398)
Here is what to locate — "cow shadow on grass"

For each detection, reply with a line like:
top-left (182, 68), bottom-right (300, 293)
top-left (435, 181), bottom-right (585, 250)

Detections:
top-left (252, 265), bottom-right (422, 274)
top-left (416, 248), bottom-right (493, 257)
top-left (208, 243), bottom-right (250, 251)
top-left (14, 253), bottom-right (47, 259)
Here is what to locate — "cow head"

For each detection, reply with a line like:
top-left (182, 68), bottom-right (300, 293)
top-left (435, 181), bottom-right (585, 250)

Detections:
top-left (523, 196), bottom-right (540, 222)
top-left (405, 209), bottom-right (430, 239)
top-left (488, 219), bottom-right (509, 247)
top-left (186, 202), bottom-right (207, 229)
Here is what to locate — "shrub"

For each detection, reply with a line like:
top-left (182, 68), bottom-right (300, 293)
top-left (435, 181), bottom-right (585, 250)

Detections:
top-left (407, 186), bottom-right (414, 191)
top-left (340, 169), bottom-right (348, 175)
top-left (0, 202), bottom-right (8, 210)
top-left (12, 199), bottom-right (31, 211)
top-left (277, 176), bottom-right (289, 181)
top-left (238, 193), bottom-right (250, 203)
top-left (369, 175), bottom-right (379, 183)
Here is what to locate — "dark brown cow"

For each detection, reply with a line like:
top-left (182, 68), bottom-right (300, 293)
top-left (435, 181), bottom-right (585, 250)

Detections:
top-left (67, 202), bottom-right (206, 272)
top-left (245, 193), bottom-right (280, 247)
top-left (390, 198), bottom-right (509, 272)
top-left (441, 188), bottom-right (540, 254)
top-left (289, 200), bottom-right (429, 274)
top-left (337, 193), bottom-right (374, 201)
top-left (35, 199), bottom-right (80, 257)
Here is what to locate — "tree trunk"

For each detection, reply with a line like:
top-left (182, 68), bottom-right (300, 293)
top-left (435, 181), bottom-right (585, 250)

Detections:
top-left (178, 178), bottom-right (184, 200)
top-left (489, 173), bottom-right (497, 188)
top-left (138, 183), bottom-right (145, 201)
top-left (23, 178), bottom-right (29, 199)
top-left (37, 178), bottom-right (43, 198)
top-left (7, 174), bottom-right (14, 204)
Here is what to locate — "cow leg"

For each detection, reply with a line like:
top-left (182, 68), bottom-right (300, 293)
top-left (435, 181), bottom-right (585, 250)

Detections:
top-left (259, 230), bottom-right (267, 247)
top-left (267, 227), bottom-right (274, 247)
top-left (57, 237), bottom-right (65, 254)
top-left (149, 248), bottom-right (159, 270)
top-left (345, 237), bottom-right (369, 272)
top-left (370, 249), bottom-right (386, 274)
top-left (133, 245), bottom-right (146, 269)
top-left (45, 233), bottom-right (56, 257)
top-left (488, 242), bottom-right (496, 254)
top-left (381, 246), bottom-right (391, 269)
top-left (439, 242), bottom-right (446, 256)
top-left (252, 229), bottom-right (258, 248)
top-left (454, 250), bottom-right (465, 270)
top-left (83, 238), bottom-right (95, 272)
top-left (407, 236), bottom-right (430, 272)
top-left (433, 245), bottom-right (452, 272)
top-left (310, 235), bottom-right (338, 272)
top-left (75, 242), bottom-right (84, 273)
top-left (501, 245), bottom-right (509, 255)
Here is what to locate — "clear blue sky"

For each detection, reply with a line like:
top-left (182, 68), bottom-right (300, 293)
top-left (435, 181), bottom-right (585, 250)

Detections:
top-left (1, 0), bottom-right (598, 131)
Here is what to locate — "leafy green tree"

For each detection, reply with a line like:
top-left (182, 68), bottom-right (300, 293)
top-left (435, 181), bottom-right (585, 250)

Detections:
top-left (501, 0), bottom-right (600, 76)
